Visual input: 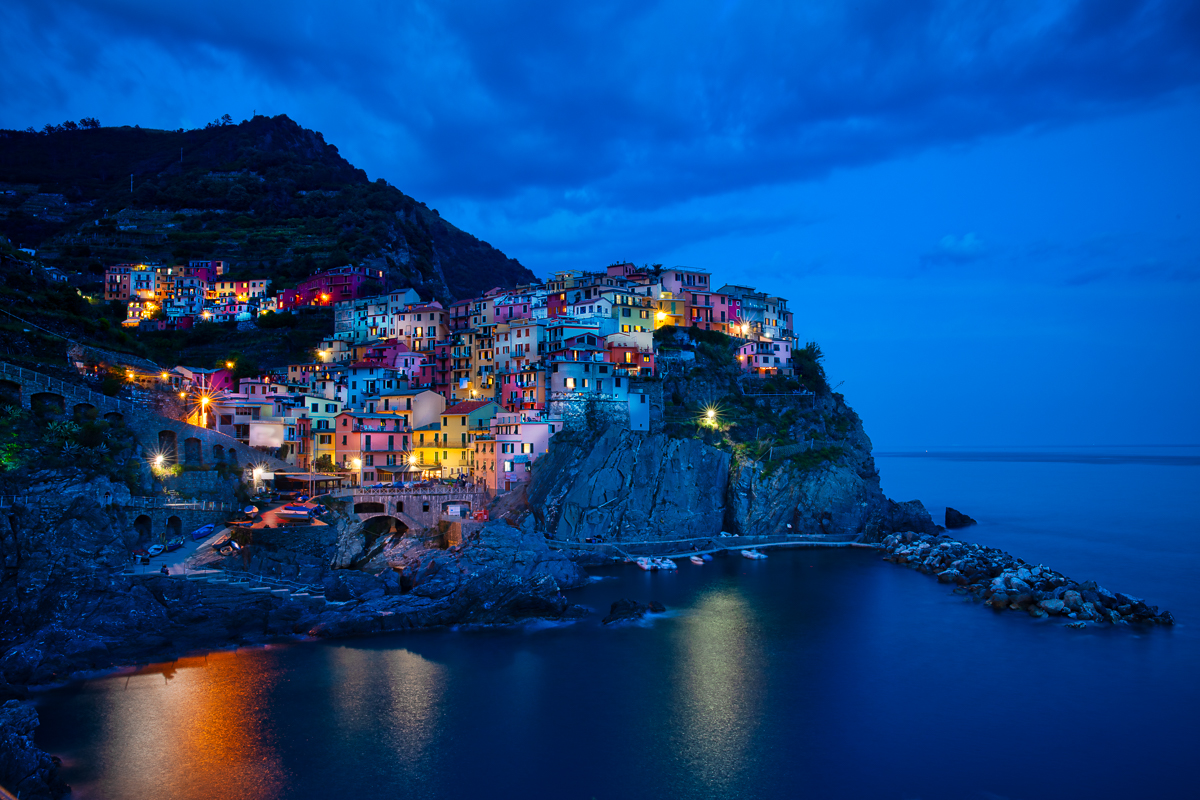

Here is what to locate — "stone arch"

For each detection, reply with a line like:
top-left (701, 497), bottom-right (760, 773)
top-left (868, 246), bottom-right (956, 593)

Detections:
top-left (72, 402), bottom-right (98, 422)
top-left (212, 444), bottom-right (225, 462)
top-left (354, 501), bottom-right (386, 514)
top-left (158, 430), bottom-right (178, 463)
top-left (104, 411), bottom-right (124, 426)
top-left (395, 500), bottom-right (404, 514)
top-left (0, 379), bottom-right (20, 406)
top-left (227, 449), bottom-right (238, 466)
top-left (183, 437), bottom-right (202, 465)
top-left (30, 392), bottom-right (65, 418)
top-left (362, 515), bottom-right (408, 536)
top-left (134, 514), bottom-right (152, 539)
top-left (166, 515), bottom-right (183, 539)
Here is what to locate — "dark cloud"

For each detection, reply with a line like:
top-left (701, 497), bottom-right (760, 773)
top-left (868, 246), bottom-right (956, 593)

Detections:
top-left (2, 0), bottom-right (1198, 215)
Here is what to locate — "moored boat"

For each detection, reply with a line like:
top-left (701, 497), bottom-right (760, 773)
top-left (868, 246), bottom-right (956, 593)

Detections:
top-left (147, 544), bottom-right (165, 556)
top-left (689, 555), bottom-right (705, 565)
top-left (701, 553), bottom-right (714, 562)
top-left (636, 557), bottom-right (656, 571)
top-left (656, 557), bottom-right (678, 570)
top-left (277, 504), bottom-right (313, 518)
top-left (741, 549), bottom-right (768, 560)
top-left (165, 537), bottom-right (185, 552)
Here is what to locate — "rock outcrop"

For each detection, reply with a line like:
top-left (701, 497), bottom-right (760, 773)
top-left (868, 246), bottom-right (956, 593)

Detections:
top-left (0, 500), bottom-right (587, 689)
top-left (0, 701), bottom-right (69, 799)
top-left (528, 426), bottom-right (732, 542)
top-left (945, 507), bottom-right (977, 529)
top-left (880, 531), bottom-right (1174, 626)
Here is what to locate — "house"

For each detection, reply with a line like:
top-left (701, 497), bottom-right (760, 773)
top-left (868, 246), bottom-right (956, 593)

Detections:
top-left (476, 410), bottom-right (562, 495)
top-left (332, 412), bottom-right (410, 485)
top-left (439, 400), bottom-right (499, 478)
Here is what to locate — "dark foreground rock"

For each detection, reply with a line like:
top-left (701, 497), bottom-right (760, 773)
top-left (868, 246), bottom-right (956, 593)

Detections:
top-left (881, 531), bottom-right (1174, 627)
top-left (945, 507), bottom-right (977, 529)
top-left (0, 701), bottom-right (69, 799)
top-left (602, 599), bottom-right (666, 625)
top-left (0, 500), bottom-right (589, 688)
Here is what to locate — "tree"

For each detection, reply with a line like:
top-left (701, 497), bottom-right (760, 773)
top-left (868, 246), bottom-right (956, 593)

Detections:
top-left (313, 454), bottom-right (335, 473)
top-left (221, 114), bottom-right (233, 126)
top-left (793, 342), bottom-right (829, 394)
top-left (79, 117), bottom-right (100, 129)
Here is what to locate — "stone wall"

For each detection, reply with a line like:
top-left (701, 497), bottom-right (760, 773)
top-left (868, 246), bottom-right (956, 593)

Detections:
top-left (160, 470), bottom-right (241, 502)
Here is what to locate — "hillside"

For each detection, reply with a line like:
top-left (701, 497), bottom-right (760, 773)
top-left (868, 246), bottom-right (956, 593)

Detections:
top-left (0, 115), bottom-right (535, 301)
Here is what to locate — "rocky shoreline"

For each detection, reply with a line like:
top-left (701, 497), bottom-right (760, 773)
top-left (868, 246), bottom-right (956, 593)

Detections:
top-left (880, 531), bottom-right (1175, 626)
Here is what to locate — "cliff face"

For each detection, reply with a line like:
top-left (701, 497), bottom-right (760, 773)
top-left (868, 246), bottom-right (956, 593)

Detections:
top-left (528, 427), bottom-right (731, 542)
top-left (527, 395), bottom-right (936, 544)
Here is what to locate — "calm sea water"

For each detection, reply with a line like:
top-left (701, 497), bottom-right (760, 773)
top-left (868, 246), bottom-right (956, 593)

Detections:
top-left (33, 448), bottom-right (1200, 800)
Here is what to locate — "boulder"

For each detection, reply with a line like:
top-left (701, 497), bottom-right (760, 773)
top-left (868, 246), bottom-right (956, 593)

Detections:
top-left (945, 507), bottom-right (977, 529)
top-left (1062, 590), bottom-right (1084, 612)
top-left (1038, 599), bottom-right (1065, 615)
top-left (603, 599), bottom-right (649, 625)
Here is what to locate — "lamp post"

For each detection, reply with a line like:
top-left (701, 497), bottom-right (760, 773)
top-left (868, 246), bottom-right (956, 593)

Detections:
top-left (352, 458), bottom-right (362, 487)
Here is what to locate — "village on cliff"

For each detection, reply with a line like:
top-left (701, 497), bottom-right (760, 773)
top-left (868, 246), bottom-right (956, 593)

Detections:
top-left (87, 260), bottom-right (797, 494)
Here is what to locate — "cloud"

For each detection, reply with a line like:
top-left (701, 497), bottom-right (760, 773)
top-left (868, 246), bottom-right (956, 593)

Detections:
top-left (2, 0), bottom-right (1199, 216)
top-left (922, 233), bottom-right (988, 266)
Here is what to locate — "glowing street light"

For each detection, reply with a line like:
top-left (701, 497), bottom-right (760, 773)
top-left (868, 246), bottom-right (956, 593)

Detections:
top-left (154, 454), bottom-right (164, 468)
top-left (408, 454), bottom-right (418, 465)
top-left (706, 408), bottom-right (716, 422)
top-left (225, 361), bottom-right (234, 369)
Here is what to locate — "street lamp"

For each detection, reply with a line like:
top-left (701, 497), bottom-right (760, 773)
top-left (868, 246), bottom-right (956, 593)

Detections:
top-left (225, 361), bottom-right (234, 369)
top-left (352, 457), bottom-right (362, 486)
top-left (154, 454), bottom-right (164, 468)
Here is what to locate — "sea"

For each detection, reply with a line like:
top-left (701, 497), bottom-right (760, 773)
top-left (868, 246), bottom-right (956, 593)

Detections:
top-left (32, 447), bottom-right (1200, 799)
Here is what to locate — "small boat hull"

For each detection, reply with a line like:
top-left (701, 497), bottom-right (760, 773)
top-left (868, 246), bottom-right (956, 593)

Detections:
top-left (741, 549), bottom-right (768, 560)
top-left (689, 556), bottom-right (705, 565)
top-left (147, 545), bottom-right (165, 557)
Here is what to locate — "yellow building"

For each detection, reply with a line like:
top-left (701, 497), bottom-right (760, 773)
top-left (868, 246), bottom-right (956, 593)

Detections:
top-left (437, 400), bottom-right (499, 478)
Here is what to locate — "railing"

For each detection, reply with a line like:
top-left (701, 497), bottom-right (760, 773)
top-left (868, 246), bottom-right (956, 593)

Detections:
top-left (0, 494), bottom-right (234, 510)
top-left (548, 531), bottom-right (860, 558)
top-left (0, 360), bottom-right (133, 413)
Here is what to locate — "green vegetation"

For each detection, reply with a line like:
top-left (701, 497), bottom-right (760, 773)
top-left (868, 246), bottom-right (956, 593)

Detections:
top-left (0, 115), bottom-right (535, 301)
top-left (0, 403), bottom-right (141, 489)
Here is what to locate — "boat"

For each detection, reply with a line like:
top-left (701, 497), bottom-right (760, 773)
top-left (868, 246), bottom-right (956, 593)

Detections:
top-left (689, 555), bottom-right (705, 565)
top-left (165, 537), bottom-right (185, 552)
top-left (636, 557), bottom-right (656, 571)
top-left (147, 544), bottom-right (165, 556)
top-left (277, 505), bottom-right (313, 518)
top-left (701, 553), bottom-right (714, 562)
top-left (243, 505), bottom-right (258, 515)
top-left (741, 549), bottom-right (768, 560)
top-left (656, 558), bottom-right (678, 570)
top-left (190, 523), bottom-right (215, 541)
top-left (296, 495), bottom-right (309, 503)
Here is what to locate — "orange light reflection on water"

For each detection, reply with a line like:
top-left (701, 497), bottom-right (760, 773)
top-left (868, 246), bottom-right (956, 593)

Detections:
top-left (90, 649), bottom-right (288, 800)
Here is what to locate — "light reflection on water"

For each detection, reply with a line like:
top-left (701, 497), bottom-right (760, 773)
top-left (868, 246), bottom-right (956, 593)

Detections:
top-left (673, 587), bottom-right (764, 793)
top-left (30, 451), bottom-right (1200, 800)
top-left (84, 650), bottom-right (287, 800)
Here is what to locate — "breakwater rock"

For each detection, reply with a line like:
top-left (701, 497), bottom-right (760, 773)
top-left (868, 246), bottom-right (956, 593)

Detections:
top-left (945, 507), bottom-right (977, 529)
top-left (881, 531), bottom-right (1175, 626)
top-left (0, 701), bottom-right (69, 799)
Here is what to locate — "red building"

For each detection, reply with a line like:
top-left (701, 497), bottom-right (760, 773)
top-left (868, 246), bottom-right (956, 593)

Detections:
top-left (277, 265), bottom-right (385, 310)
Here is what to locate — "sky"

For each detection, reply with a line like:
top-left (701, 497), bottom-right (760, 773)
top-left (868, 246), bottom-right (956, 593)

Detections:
top-left (2, 0), bottom-right (1198, 447)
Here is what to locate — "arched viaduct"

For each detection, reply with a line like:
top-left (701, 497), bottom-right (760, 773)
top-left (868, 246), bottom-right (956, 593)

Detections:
top-left (0, 361), bottom-right (291, 473)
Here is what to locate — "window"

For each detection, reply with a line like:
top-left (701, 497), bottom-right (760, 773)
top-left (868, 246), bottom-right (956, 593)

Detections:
top-left (342, 417), bottom-right (348, 427)
top-left (364, 455), bottom-right (374, 466)
top-left (341, 435), bottom-right (347, 445)
top-left (565, 377), bottom-right (575, 389)
top-left (504, 460), bottom-right (513, 472)
top-left (365, 435), bottom-right (372, 450)
top-left (319, 434), bottom-right (332, 444)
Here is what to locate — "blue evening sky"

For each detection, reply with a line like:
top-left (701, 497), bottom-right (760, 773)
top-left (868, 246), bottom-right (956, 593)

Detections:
top-left (2, 1), bottom-right (1197, 447)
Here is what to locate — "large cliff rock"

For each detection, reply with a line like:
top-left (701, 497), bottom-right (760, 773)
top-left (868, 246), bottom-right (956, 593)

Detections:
top-left (527, 392), bottom-right (937, 543)
top-left (527, 427), bottom-right (731, 542)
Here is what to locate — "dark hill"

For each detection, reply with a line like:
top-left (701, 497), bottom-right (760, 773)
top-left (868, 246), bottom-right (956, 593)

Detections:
top-left (0, 115), bottom-right (536, 301)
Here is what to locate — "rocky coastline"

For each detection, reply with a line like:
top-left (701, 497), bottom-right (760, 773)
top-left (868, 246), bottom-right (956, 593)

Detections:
top-left (880, 530), bottom-right (1175, 626)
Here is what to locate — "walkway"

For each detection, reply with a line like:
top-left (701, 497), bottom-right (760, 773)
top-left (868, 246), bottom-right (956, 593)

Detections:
top-left (549, 532), bottom-right (869, 560)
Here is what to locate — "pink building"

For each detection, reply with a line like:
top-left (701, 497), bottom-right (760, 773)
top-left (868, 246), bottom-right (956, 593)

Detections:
top-left (277, 265), bottom-right (385, 310)
top-left (474, 410), bottom-right (562, 495)
top-left (737, 340), bottom-right (793, 376)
